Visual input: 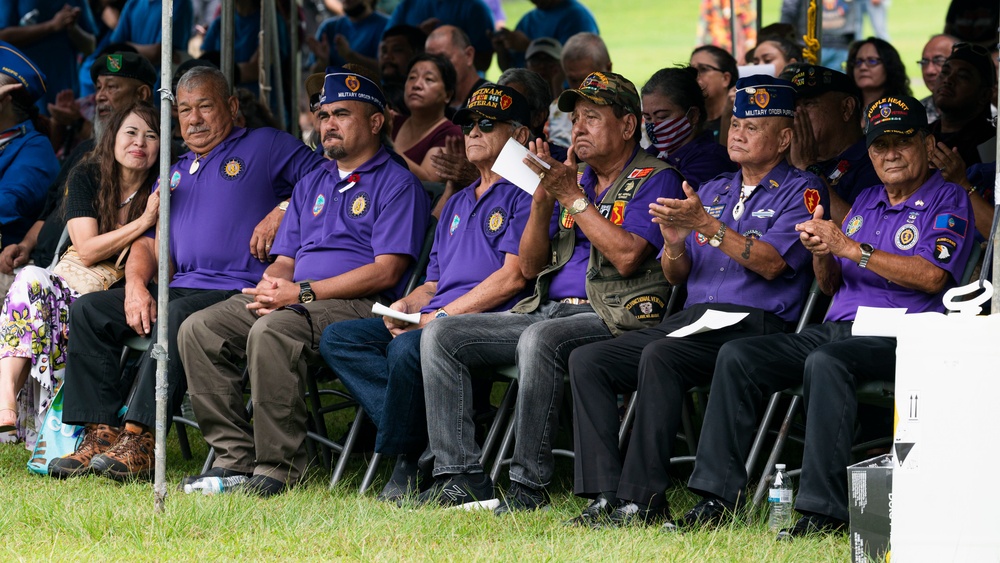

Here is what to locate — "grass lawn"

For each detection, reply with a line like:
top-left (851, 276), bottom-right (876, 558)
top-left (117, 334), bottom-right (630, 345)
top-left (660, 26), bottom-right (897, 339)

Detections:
top-left (492, 0), bottom-right (952, 98)
top-left (0, 431), bottom-right (848, 560)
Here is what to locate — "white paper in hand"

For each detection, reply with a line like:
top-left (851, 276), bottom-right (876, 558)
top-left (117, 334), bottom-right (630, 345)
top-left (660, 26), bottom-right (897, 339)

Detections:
top-left (666, 310), bottom-right (749, 338)
top-left (490, 138), bottom-right (550, 195)
top-left (372, 302), bottom-right (421, 325)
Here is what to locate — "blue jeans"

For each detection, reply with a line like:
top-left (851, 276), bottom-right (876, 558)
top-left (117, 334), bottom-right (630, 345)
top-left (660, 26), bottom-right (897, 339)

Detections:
top-left (320, 317), bottom-right (426, 455)
top-left (420, 302), bottom-right (611, 489)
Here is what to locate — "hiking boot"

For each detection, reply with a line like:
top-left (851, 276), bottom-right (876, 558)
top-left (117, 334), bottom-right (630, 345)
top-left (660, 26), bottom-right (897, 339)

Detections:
top-left (48, 424), bottom-right (121, 479)
top-left (414, 473), bottom-right (496, 510)
top-left (494, 482), bottom-right (550, 515)
top-left (90, 428), bottom-right (154, 481)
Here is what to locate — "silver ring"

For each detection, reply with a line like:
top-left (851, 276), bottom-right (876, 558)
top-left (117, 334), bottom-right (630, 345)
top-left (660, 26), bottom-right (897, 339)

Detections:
top-left (538, 171), bottom-right (545, 180)
top-left (669, 217), bottom-right (674, 222)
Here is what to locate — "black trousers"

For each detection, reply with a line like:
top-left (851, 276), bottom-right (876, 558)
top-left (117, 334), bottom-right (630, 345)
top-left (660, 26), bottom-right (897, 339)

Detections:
top-left (62, 285), bottom-right (235, 428)
top-left (686, 322), bottom-right (896, 522)
top-left (569, 303), bottom-right (787, 508)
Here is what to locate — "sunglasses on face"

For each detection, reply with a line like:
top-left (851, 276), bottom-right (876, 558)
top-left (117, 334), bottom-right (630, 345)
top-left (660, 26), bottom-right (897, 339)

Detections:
top-left (462, 117), bottom-right (499, 135)
top-left (917, 56), bottom-right (947, 68)
top-left (854, 57), bottom-right (882, 68)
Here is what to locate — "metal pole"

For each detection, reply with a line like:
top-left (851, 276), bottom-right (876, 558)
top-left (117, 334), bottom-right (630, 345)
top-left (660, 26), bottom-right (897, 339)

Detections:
top-left (259, 0), bottom-right (271, 110)
top-left (154, 0), bottom-right (176, 514)
top-left (221, 0), bottom-right (235, 90)
top-left (269, 0), bottom-right (286, 130)
top-left (993, 17), bottom-right (999, 314)
top-left (729, 0), bottom-right (737, 57)
top-left (290, 0), bottom-right (300, 139)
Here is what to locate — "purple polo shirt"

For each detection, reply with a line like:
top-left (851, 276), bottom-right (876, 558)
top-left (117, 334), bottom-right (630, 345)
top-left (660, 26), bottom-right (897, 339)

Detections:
top-left (684, 160), bottom-right (825, 322)
top-left (425, 178), bottom-right (532, 313)
top-left (166, 127), bottom-right (325, 290)
top-left (271, 147), bottom-right (430, 299)
top-left (546, 158), bottom-right (684, 300)
top-left (825, 171), bottom-right (975, 322)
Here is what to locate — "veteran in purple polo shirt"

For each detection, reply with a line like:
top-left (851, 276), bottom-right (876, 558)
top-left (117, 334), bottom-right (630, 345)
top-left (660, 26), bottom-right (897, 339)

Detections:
top-left (565, 75), bottom-right (825, 529)
top-left (418, 71), bottom-right (684, 513)
top-left (321, 83), bottom-right (534, 505)
top-left (52, 66), bottom-right (324, 481)
top-left (682, 95), bottom-right (975, 540)
top-left (177, 66), bottom-right (430, 497)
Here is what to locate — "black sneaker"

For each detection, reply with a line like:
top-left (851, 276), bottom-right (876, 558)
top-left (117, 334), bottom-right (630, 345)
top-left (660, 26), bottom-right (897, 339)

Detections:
top-left (238, 475), bottom-right (287, 498)
top-left (179, 467), bottom-right (252, 491)
top-left (414, 473), bottom-right (496, 509)
top-left (597, 501), bottom-right (673, 529)
top-left (377, 455), bottom-right (423, 503)
top-left (565, 494), bottom-right (617, 527)
top-left (775, 514), bottom-right (847, 541)
top-left (678, 497), bottom-right (737, 530)
top-left (494, 482), bottom-right (550, 515)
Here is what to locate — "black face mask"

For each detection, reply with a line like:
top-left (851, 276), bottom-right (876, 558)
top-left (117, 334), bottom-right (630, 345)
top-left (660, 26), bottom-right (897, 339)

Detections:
top-left (344, 3), bottom-right (367, 17)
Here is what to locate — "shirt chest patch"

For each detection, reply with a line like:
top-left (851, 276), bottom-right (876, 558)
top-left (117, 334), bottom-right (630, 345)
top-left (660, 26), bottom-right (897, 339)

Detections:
top-left (705, 204), bottom-right (726, 219)
top-left (450, 214), bottom-right (461, 236)
top-left (313, 194), bottom-right (326, 216)
top-left (485, 207), bottom-right (508, 235)
top-left (895, 224), bottom-right (919, 250)
top-left (220, 157), bottom-right (246, 180)
top-left (845, 215), bottom-right (864, 237)
top-left (349, 192), bottom-right (371, 218)
top-left (170, 170), bottom-right (181, 190)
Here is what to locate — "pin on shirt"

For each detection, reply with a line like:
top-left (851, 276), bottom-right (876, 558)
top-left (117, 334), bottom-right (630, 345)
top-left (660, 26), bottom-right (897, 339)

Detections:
top-left (339, 173), bottom-right (361, 193)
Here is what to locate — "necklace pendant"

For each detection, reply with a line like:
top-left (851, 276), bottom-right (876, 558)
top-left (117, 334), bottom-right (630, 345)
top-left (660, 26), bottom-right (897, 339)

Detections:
top-left (189, 159), bottom-right (200, 174)
top-left (732, 201), bottom-right (745, 220)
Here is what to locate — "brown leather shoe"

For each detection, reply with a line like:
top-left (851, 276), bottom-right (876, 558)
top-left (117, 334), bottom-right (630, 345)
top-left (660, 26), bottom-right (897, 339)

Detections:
top-left (90, 428), bottom-right (154, 481)
top-left (48, 424), bottom-right (121, 479)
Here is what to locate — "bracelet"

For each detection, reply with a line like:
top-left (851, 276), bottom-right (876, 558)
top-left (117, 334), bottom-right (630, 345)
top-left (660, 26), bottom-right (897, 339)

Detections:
top-left (663, 247), bottom-right (686, 261)
top-left (967, 185), bottom-right (978, 196)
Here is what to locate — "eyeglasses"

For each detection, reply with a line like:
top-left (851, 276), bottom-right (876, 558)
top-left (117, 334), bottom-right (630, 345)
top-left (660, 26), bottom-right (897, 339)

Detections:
top-left (917, 56), bottom-right (947, 68)
top-left (461, 117), bottom-right (498, 135)
top-left (694, 64), bottom-right (723, 75)
top-left (854, 57), bottom-right (882, 68)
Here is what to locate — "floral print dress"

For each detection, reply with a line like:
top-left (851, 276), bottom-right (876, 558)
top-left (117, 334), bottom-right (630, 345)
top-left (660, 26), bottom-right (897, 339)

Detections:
top-left (0, 265), bottom-right (78, 449)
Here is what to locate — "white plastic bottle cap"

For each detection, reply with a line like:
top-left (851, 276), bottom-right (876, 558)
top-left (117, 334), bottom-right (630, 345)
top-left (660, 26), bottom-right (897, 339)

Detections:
top-left (776, 463), bottom-right (786, 470)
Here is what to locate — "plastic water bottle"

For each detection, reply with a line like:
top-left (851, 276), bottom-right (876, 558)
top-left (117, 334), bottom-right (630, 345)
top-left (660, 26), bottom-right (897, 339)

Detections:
top-left (768, 463), bottom-right (794, 531)
top-left (182, 475), bottom-right (248, 495)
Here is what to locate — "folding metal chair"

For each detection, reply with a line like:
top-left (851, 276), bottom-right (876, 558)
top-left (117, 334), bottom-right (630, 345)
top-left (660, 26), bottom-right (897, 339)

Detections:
top-left (322, 217), bottom-right (438, 490)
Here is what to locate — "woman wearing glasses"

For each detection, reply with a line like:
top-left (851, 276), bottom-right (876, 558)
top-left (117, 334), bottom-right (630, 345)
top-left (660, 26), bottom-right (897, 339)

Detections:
top-left (847, 37), bottom-right (912, 126)
top-left (689, 45), bottom-right (739, 143)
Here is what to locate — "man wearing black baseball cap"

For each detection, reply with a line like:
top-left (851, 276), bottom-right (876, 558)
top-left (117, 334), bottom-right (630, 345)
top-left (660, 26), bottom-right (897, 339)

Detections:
top-left (789, 64), bottom-right (881, 225)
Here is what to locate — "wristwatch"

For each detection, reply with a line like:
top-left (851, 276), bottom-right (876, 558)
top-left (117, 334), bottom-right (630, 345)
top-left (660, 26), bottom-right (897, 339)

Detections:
top-left (434, 308), bottom-right (449, 319)
top-left (298, 281), bottom-right (315, 303)
top-left (566, 197), bottom-right (590, 215)
top-left (278, 201), bottom-right (289, 212)
top-left (708, 223), bottom-right (727, 248)
top-left (858, 243), bottom-right (874, 269)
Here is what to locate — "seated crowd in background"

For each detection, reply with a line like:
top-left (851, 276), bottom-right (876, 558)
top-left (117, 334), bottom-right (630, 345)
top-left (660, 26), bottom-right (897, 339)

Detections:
top-left (0, 0), bottom-right (997, 545)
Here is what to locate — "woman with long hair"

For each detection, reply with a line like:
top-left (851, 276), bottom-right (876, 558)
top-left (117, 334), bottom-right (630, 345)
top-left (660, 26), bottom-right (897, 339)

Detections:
top-left (0, 101), bottom-right (161, 447)
top-left (392, 52), bottom-right (463, 182)
top-left (641, 66), bottom-right (737, 190)
top-left (847, 37), bottom-right (912, 125)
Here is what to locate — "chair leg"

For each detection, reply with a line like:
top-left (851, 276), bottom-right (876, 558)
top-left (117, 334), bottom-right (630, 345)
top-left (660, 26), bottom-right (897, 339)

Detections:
top-left (751, 394), bottom-right (801, 508)
top-left (174, 421), bottom-right (193, 460)
top-left (305, 372), bottom-right (332, 470)
top-left (745, 392), bottom-right (782, 476)
top-left (330, 407), bottom-right (366, 489)
top-left (359, 452), bottom-right (383, 494)
top-left (490, 410), bottom-right (517, 484)
top-left (479, 380), bottom-right (517, 467)
top-left (618, 394), bottom-right (636, 451)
